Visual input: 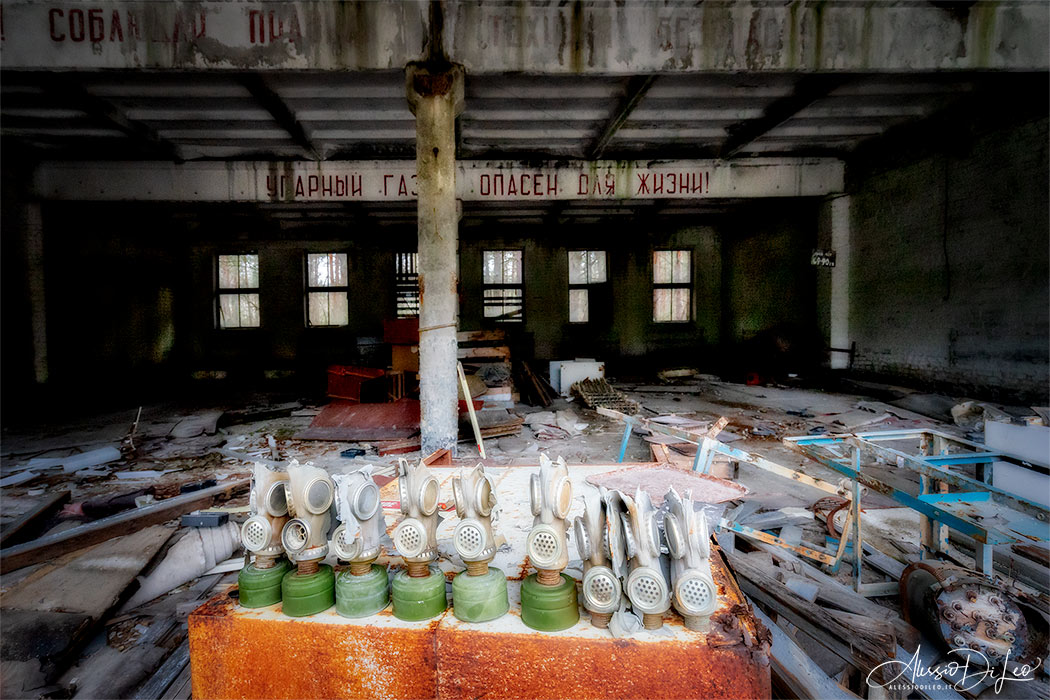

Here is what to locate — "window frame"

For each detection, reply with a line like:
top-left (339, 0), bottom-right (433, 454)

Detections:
top-left (652, 248), bottom-right (693, 324)
top-left (481, 249), bottom-right (524, 324)
top-left (304, 251), bottom-right (350, 328)
top-left (215, 252), bottom-right (261, 330)
top-left (394, 251), bottom-right (420, 319)
top-left (567, 249), bottom-right (608, 324)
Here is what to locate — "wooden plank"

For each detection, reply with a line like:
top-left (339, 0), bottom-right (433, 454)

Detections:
top-left (0, 479), bottom-right (248, 573)
top-left (751, 603), bottom-right (859, 700)
top-left (457, 346), bottom-right (511, 360)
top-left (456, 329), bottom-right (506, 343)
top-left (1, 526), bottom-right (174, 689)
top-left (137, 639), bottom-right (190, 700)
top-left (0, 490), bottom-right (71, 547)
top-left (741, 537), bottom-right (920, 652)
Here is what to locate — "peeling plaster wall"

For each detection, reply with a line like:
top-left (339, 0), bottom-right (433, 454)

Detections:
top-left (848, 116), bottom-right (1050, 403)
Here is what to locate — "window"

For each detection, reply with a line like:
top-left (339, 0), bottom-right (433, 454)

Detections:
top-left (567, 250), bottom-right (607, 323)
top-left (217, 254), bottom-right (260, 328)
top-left (395, 252), bottom-right (419, 318)
top-left (482, 250), bottom-right (523, 323)
top-left (306, 253), bottom-right (349, 327)
top-left (652, 249), bottom-right (691, 322)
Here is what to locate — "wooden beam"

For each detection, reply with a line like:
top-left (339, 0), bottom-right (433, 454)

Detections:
top-left (0, 479), bottom-right (249, 573)
top-left (589, 75), bottom-right (657, 158)
top-left (240, 74), bottom-right (319, 160)
top-left (719, 76), bottom-right (848, 159)
top-left (0, 490), bottom-right (70, 547)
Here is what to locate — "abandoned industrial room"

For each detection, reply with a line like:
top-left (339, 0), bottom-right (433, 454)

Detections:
top-left (0, 0), bottom-right (1048, 698)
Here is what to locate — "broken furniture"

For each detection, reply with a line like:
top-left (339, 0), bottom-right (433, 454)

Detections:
top-left (326, 365), bottom-right (387, 403)
top-left (785, 429), bottom-right (1050, 574)
top-left (188, 461), bottom-right (771, 699)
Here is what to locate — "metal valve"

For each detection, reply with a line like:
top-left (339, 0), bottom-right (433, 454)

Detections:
top-left (452, 463), bottom-right (498, 576)
top-left (526, 454), bottom-right (573, 584)
top-left (620, 488), bottom-right (671, 629)
top-left (663, 488), bottom-right (719, 630)
top-left (331, 467), bottom-right (385, 576)
top-left (392, 457), bottom-right (442, 577)
top-left (280, 460), bottom-right (335, 574)
top-left (240, 462), bottom-right (290, 569)
top-left (573, 486), bottom-right (623, 628)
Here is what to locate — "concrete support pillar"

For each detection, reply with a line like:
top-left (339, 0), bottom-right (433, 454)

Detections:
top-left (23, 202), bottom-right (49, 384)
top-left (826, 195), bottom-right (851, 370)
top-left (406, 63), bottom-right (464, 455)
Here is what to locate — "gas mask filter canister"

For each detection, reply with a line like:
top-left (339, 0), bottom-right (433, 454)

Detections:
top-left (332, 467), bottom-right (391, 618)
top-left (520, 455), bottom-right (580, 632)
top-left (390, 458), bottom-right (448, 621)
top-left (450, 464), bottom-right (509, 622)
top-left (279, 460), bottom-right (336, 617)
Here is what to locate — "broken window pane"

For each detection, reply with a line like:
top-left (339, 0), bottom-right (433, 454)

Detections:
top-left (569, 289), bottom-right (589, 323)
top-left (308, 253), bottom-right (347, 287)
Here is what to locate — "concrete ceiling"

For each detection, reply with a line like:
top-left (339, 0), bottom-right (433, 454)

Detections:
top-left (1, 70), bottom-right (990, 162)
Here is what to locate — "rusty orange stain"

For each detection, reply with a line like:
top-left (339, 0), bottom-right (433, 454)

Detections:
top-left (189, 546), bottom-right (769, 700)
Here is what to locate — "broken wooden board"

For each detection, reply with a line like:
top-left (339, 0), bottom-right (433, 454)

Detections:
top-left (1, 525), bottom-right (174, 696)
top-left (297, 399), bottom-right (420, 441)
top-left (0, 490), bottom-right (71, 547)
top-left (0, 478), bottom-right (248, 573)
top-left (586, 465), bottom-right (749, 505)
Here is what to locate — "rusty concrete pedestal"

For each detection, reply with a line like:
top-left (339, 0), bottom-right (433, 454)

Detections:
top-left (189, 554), bottom-right (770, 700)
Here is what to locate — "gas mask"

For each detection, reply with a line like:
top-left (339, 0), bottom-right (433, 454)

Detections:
top-left (526, 454), bottom-right (573, 584)
top-left (241, 462), bottom-right (290, 569)
top-left (331, 467), bottom-right (385, 576)
top-left (280, 460), bottom-right (335, 574)
top-left (452, 464), bottom-right (498, 576)
top-left (392, 457), bottom-right (442, 577)
top-left (573, 487), bottom-right (622, 628)
top-left (620, 488), bottom-right (671, 629)
top-left (663, 488), bottom-right (718, 630)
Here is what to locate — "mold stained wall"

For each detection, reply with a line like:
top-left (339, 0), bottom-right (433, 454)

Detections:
top-left (846, 115), bottom-right (1050, 402)
top-left (13, 204), bottom-right (821, 400)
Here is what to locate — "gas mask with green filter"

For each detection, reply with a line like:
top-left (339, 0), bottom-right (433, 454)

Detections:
top-left (279, 460), bottom-right (337, 617)
top-left (331, 466), bottom-right (390, 618)
top-left (390, 458), bottom-right (447, 620)
top-left (237, 462), bottom-right (293, 608)
top-left (450, 463), bottom-right (509, 622)
top-left (521, 454), bottom-right (579, 631)
top-left (662, 488), bottom-right (718, 630)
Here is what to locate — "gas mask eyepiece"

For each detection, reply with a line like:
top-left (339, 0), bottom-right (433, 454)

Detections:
top-left (664, 488), bottom-right (718, 629)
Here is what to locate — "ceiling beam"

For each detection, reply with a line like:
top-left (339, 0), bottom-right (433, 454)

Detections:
top-left (719, 76), bottom-right (848, 159)
top-left (239, 74), bottom-right (320, 161)
top-left (45, 76), bottom-right (183, 162)
top-left (588, 75), bottom-right (656, 159)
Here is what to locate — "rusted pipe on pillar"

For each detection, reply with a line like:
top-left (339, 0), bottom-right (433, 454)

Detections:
top-left (406, 62), bottom-right (464, 456)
